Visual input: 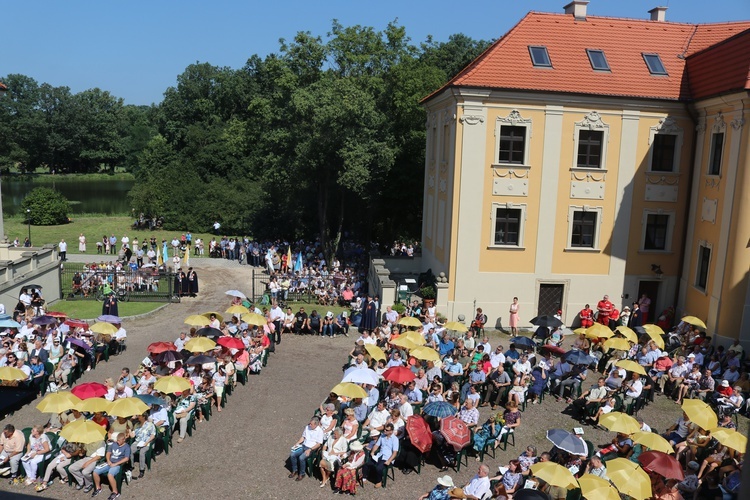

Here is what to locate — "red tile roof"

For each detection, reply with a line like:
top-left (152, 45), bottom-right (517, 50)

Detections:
top-left (0, 82), bottom-right (7, 91)
top-left (425, 12), bottom-right (750, 102)
top-left (686, 29), bottom-right (750, 100)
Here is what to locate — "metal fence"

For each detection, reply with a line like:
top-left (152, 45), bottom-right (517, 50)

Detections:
top-left (60, 264), bottom-right (179, 303)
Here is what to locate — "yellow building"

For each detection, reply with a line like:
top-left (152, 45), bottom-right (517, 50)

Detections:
top-left (421, 2), bottom-right (750, 345)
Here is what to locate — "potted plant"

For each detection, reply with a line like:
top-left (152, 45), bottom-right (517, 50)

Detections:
top-left (419, 285), bottom-right (436, 308)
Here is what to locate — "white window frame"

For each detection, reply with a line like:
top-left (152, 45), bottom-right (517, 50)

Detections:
top-left (490, 202), bottom-right (527, 249)
top-left (648, 117), bottom-right (684, 173)
top-left (493, 109), bottom-right (532, 167)
top-left (572, 111), bottom-right (609, 171)
top-left (707, 113), bottom-right (726, 177)
top-left (640, 209), bottom-right (675, 252)
top-left (566, 205), bottom-right (603, 251)
top-left (694, 240), bottom-right (713, 293)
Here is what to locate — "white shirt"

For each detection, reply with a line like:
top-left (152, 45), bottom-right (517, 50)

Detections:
top-left (479, 341), bottom-right (491, 353)
top-left (513, 360), bottom-right (531, 375)
top-left (625, 379), bottom-right (643, 398)
top-left (490, 351), bottom-right (506, 368)
top-left (366, 409), bottom-right (390, 432)
top-left (301, 425), bottom-right (325, 449)
top-left (399, 402), bottom-right (413, 418)
top-left (115, 328), bottom-right (127, 341)
top-left (175, 337), bottom-right (187, 351)
top-left (59, 241), bottom-right (67, 252)
top-left (463, 474), bottom-right (491, 498)
top-left (270, 306), bottom-right (284, 322)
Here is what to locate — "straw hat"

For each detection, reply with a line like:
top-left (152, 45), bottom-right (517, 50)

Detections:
top-left (349, 441), bottom-right (363, 451)
top-left (437, 475), bottom-right (455, 488)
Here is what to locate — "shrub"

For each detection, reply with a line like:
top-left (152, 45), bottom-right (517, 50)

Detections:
top-left (392, 302), bottom-right (406, 315)
top-left (21, 187), bottom-right (70, 225)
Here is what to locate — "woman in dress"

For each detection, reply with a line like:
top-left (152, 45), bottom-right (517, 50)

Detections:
top-left (490, 459), bottom-right (523, 499)
top-left (341, 408), bottom-right (359, 442)
top-left (495, 401), bottom-right (522, 448)
top-left (78, 233), bottom-right (86, 253)
top-left (509, 297), bottom-right (520, 337)
top-left (319, 427), bottom-right (348, 488)
top-left (21, 425), bottom-right (52, 487)
top-left (333, 440), bottom-right (366, 495)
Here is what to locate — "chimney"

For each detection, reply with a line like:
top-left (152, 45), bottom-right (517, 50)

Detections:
top-left (564, 1), bottom-right (590, 20)
top-left (648, 6), bottom-right (668, 22)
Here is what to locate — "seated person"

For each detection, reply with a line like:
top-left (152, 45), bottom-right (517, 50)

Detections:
top-left (333, 441), bottom-right (365, 495)
top-left (362, 423), bottom-right (399, 488)
top-left (91, 433), bottom-right (130, 499)
top-left (450, 463), bottom-right (491, 499)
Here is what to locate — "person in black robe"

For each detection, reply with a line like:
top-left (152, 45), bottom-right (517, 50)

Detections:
top-left (180, 271), bottom-right (189, 296)
top-left (174, 273), bottom-right (184, 297)
top-left (361, 295), bottom-right (378, 331)
top-left (187, 268), bottom-right (199, 297)
top-left (102, 293), bottom-right (119, 316)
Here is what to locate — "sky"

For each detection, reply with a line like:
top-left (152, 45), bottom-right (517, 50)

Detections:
top-left (3, 0), bottom-right (749, 106)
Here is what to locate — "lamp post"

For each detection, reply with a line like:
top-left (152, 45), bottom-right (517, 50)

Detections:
top-left (26, 209), bottom-right (31, 245)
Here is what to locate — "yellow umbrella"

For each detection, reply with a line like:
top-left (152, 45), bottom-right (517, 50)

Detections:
top-left (615, 359), bottom-right (647, 376)
top-left (529, 462), bottom-right (579, 489)
top-left (631, 431), bottom-right (674, 454)
top-left (681, 316), bottom-right (706, 329)
top-left (711, 428), bottom-right (747, 453)
top-left (573, 328), bottom-right (588, 336)
top-left (36, 392), bottom-right (81, 414)
top-left (242, 313), bottom-right (267, 327)
top-left (607, 458), bottom-right (651, 500)
top-left (642, 324), bottom-right (665, 349)
top-left (89, 322), bottom-right (118, 335)
top-left (203, 311), bottom-right (224, 322)
top-left (599, 412), bottom-right (641, 435)
top-left (390, 336), bottom-right (418, 350)
top-left (411, 346), bottom-right (441, 362)
top-left (109, 398), bottom-right (149, 417)
top-left (397, 316), bottom-right (422, 328)
top-left (0, 366), bottom-right (28, 381)
top-left (330, 382), bottom-right (368, 399)
top-left (184, 337), bottom-right (216, 352)
top-left (185, 314), bottom-right (210, 327)
top-left (59, 419), bottom-right (107, 444)
top-left (578, 474), bottom-right (620, 500)
top-left (585, 323), bottom-right (613, 339)
top-left (154, 376), bottom-right (192, 394)
top-left (364, 344), bottom-right (386, 361)
top-left (444, 321), bottom-right (468, 332)
top-left (403, 331), bottom-right (426, 346)
top-left (75, 398), bottom-right (113, 414)
top-left (614, 325), bottom-right (638, 343)
top-left (225, 305), bottom-right (250, 315)
top-left (602, 337), bottom-right (632, 352)
top-left (682, 399), bottom-right (717, 431)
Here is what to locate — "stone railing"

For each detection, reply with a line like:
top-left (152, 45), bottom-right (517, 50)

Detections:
top-left (0, 243), bottom-right (61, 307)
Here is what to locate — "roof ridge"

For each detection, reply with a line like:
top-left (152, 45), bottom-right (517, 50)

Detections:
top-left (686, 26), bottom-right (750, 59)
top-left (529, 11), bottom-right (750, 28)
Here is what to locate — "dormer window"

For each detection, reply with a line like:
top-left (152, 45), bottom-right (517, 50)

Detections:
top-left (586, 49), bottom-right (610, 71)
top-left (529, 46), bottom-right (552, 67)
top-left (643, 53), bottom-right (668, 75)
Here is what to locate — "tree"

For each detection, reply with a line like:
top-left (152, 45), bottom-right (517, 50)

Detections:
top-left (21, 187), bottom-right (70, 225)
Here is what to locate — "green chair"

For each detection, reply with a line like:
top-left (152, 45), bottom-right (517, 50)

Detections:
top-left (305, 448), bottom-right (322, 479)
top-left (237, 367), bottom-right (248, 385)
top-left (381, 444), bottom-right (405, 487)
top-left (497, 429), bottom-right (515, 451)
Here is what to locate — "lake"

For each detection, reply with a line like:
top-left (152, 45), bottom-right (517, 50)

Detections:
top-left (1, 177), bottom-right (135, 216)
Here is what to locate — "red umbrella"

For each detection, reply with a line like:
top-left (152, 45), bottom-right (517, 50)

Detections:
top-left (64, 319), bottom-right (89, 329)
top-left (47, 311), bottom-right (68, 318)
top-left (382, 366), bottom-right (416, 384)
top-left (217, 337), bottom-right (245, 350)
top-left (439, 415), bottom-right (471, 451)
top-left (638, 451), bottom-right (685, 480)
top-left (71, 382), bottom-right (108, 400)
top-left (147, 342), bottom-right (177, 354)
top-left (406, 415), bottom-right (433, 453)
top-left (542, 344), bottom-right (567, 356)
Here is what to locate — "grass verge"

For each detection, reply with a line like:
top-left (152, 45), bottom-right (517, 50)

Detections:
top-left (47, 300), bottom-right (166, 320)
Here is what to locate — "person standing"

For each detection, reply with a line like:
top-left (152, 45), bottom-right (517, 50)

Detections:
top-left (638, 294), bottom-right (651, 323)
top-left (187, 267), bottom-right (199, 297)
top-left (78, 233), bottom-right (86, 253)
top-left (509, 297), bottom-right (520, 337)
top-left (596, 295), bottom-right (613, 326)
top-left (58, 239), bottom-right (67, 261)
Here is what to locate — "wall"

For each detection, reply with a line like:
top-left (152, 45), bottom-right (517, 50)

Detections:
top-left (0, 243), bottom-right (62, 310)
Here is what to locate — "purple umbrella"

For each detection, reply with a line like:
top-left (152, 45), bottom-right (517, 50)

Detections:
top-left (97, 315), bottom-right (122, 324)
top-left (31, 315), bottom-right (57, 326)
top-left (155, 350), bottom-right (181, 363)
top-left (66, 337), bottom-right (92, 351)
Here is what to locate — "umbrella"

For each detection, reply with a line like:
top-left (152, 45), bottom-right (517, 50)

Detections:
top-left (109, 398), bottom-right (150, 418)
top-left (530, 315), bottom-right (563, 328)
top-left (59, 419), bottom-right (107, 444)
top-left (599, 412), bottom-right (641, 435)
top-left (196, 327), bottom-right (223, 338)
top-left (390, 337), bottom-right (418, 350)
top-left (71, 382), bottom-right (108, 400)
top-left (578, 474), bottom-right (619, 500)
top-left (681, 316), bottom-right (706, 329)
top-left (46, 311), bottom-right (67, 318)
top-left (32, 315), bottom-right (57, 326)
top-left (341, 367), bottom-right (380, 386)
top-left (154, 376), bottom-right (191, 394)
top-left (66, 337), bottom-right (92, 351)
top-left (225, 305), bottom-right (250, 315)
top-left (185, 337), bottom-right (216, 352)
top-left (0, 319), bottom-right (22, 329)
top-left (681, 400), bottom-right (717, 431)
top-left (573, 328), bottom-right (588, 336)
top-left (155, 350), bottom-right (181, 363)
top-left (0, 367), bottom-right (27, 381)
top-left (439, 415), bottom-right (471, 451)
top-left (36, 392), bottom-right (81, 413)
top-left (606, 458), bottom-right (652, 500)
top-left (711, 428), bottom-right (747, 453)
top-left (134, 394), bottom-right (167, 407)
top-left (184, 315), bottom-right (210, 327)
top-left (242, 313), bottom-right (267, 327)
top-left (405, 415), bottom-right (433, 453)
top-left (614, 326), bottom-right (638, 343)
top-left (141, 262), bottom-right (156, 268)
top-left (541, 344), bottom-right (567, 356)
top-left (398, 316), bottom-right (423, 328)
top-left (565, 349), bottom-right (594, 366)
top-left (402, 331), bottom-right (426, 346)
top-left (545, 429), bottom-right (588, 456)
top-left (530, 462), bottom-right (579, 489)
top-left (410, 346), bottom-right (441, 362)
top-left (642, 324), bottom-right (665, 349)
top-left (638, 451), bottom-right (684, 480)
top-left (615, 359), bottom-right (647, 376)
top-left (217, 337), bottom-right (245, 350)
top-left (202, 311), bottom-right (224, 322)
top-left (602, 337), bottom-right (632, 352)
top-left (422, 401), bottom-right (458, 418)
top-left (225, 289), bottom-right (247, 299)
top-left (444, 321), bottom-right (468, 332)
top-left (97, 315), bottom-right (122, 324)
top-left (383, 366), bottom-right (416, 384)
top-left (75, 398), bottom-right (113, 414)
top-left (511, 336), bottom-right (537, 349)
top-left (64, 319), bottom-right (89, 329)
top-left (364, 344), bottom-right (386, 361)
top-left (631, 431), bottom-right (674, 454)
top-left (330, 382), bottom-right (368, 399)
top-left (584, 323), bottom-right (613, 339)
top-left (514, 490), bottom-right (551, 500)
top-left (90, 322), bottom-right (118, 335)
top-left (186, 354), bottom-right (217, 365)
top-left (147, 342), bottom-right (177, 354)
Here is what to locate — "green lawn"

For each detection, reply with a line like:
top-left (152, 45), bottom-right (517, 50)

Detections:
top-left (47, 299), bottom-right (166, 320)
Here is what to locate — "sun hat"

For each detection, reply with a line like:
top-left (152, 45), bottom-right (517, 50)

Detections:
top-left (437, 475), bottom-right (455, 488)
top-left (349, 441), bottom-right (363, 451)
top-left (721, 380), bottom-right (730, 387)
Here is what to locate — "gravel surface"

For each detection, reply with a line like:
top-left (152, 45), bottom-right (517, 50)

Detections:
top-left (1, 257), bottom-right (747, 499)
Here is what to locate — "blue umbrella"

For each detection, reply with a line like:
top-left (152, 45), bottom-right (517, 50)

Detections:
top-left (422, 401), bottom-right (458, 418)
top-left (511, 336), bottom-right (537, 349)
top-left (31, 315), bottom-right (57, 326)
top-left (564, 349), bottom-right (595, 366)
top-left (546, 428), bottom-right (587, 455)
top-left (97, 315), bottom-right (122, 324)
top-left (134, 394), bottom-right (167, 407)
top-left (0, 319), bottom-right (22, 329)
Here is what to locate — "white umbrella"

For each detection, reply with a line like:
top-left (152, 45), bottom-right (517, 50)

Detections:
top-left (342, 367), bottom-right (379, 386)
top-left (141, 263), bottom-right (156, 268)
top-left (225, 290), bottom-right (247, 299)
